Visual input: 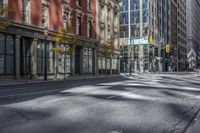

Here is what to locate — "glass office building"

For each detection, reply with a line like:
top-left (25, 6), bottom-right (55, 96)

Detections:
top-left (120, 0), bottom-right (149, 38)
top-left (120, 0), bottom-right (159, 73)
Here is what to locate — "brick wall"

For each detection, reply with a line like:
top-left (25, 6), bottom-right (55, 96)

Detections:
top-left (6, 0), bottom-right (96, 39)
top-left (31, 0), bottom-right (42, 27)
top-left (8, 0), bottom-right (22, 22)
top-left (91, 0), bottom-right (96, 39)
top-left (49, 0), bottom-right (63, 31)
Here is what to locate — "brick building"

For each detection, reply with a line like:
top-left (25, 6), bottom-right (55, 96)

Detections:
top-left (0, 0), bottom-right (99, 79)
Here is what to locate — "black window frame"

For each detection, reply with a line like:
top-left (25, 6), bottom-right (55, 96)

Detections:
top-left (88, 20), bottom-right (92, 38)
top-left (77, 16), bottom-right (82, 35)
top-left (0, 33), bottom-right (16, 75)
top-left (83, 47), bottom-right (94, 74)
top-left (37, 40), bottom-right (55, 75)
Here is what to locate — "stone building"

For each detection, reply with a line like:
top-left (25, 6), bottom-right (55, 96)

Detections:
top-left (158, 0), bottom-right (187, 72)
top-left (167, 0), bottom-right (187, 71)
top-left (0, 0), bottom-right (98, 80)
top-left (96, 0), bottom-right (120, 74)
top-left (158, 0), bottom-right (172, 72)
top-left (186, 0), bottom-right (200, 70)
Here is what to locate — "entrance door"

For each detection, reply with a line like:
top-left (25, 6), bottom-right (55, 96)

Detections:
top-left (75, 46), bottom-right (81, 75)
top-left (20, 38), bottom-right (31, 78)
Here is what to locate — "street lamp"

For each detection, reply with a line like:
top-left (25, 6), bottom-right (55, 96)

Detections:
top-left (44, 28), bottom-right (48, 81)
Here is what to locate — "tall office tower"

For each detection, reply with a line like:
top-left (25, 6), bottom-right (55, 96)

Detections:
top-left (157, 0), bottom-right (171, 72)
top-left (120, 0), bottom-right (159, 73)
top-left (158, 0), bottom-right (187, 72)
top-left (176, 0), bottom-right (187, 71)
top-left (186, 0), bottom-right (200, 70)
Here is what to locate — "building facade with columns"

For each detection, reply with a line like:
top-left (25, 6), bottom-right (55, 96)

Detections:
top-left (0, 0), bottom-right (98, 80)
top-left (96, 0), bottom-right (120, 75)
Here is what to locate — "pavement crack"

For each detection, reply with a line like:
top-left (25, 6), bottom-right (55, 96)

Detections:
top-left (169, 101), bottom-right (200, 133)
top-left (182, 103), bottom-right (200, 133)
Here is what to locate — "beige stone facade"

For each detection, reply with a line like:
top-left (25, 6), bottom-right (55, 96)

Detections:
top-left (96, 0), bottom-right (120, 74)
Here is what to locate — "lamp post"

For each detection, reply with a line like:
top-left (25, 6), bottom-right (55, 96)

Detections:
top-left (44, 29), bottom-right (48, 81)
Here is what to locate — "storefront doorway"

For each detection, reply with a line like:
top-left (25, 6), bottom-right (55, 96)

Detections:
top-left (20, 37), bottom-right (31, 79)
top-left (75, 46), bottom-right (81, 75)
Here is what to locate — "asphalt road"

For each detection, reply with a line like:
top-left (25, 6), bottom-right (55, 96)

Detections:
top-left (0, 73), bottom-right (200, 133)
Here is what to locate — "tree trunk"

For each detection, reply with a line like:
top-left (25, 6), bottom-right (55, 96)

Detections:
top-left (105, 58), bottom-right (107, 76)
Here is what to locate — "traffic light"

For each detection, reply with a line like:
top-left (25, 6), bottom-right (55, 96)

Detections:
top-left (148, 35), bottom-right (153, 44)
top-left (121, 41), bottom-right (124, 49)
top-left (166, 44), bottom-right (170, 53)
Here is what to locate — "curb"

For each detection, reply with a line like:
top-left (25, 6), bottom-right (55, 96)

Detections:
top-left (0, 75), bottom-right (121, 88)
top-left (0, 95), bottom-right (16, 101)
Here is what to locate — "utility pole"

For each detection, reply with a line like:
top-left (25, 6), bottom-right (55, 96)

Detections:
top-left (44, 29), bottom-right (48, 81)
top-left (139, 0), bottom-right (144, 73)
top-left (128, 0), bottom-right (132, 75)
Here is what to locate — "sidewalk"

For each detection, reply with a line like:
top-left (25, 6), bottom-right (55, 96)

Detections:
top-left (0, 75), bottom-right (121, 87)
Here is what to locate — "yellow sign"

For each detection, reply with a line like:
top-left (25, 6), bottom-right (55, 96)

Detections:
top-left (166, 44), bottom-right (170, 53)
top-left (148, 35), bottom-right (153, 44)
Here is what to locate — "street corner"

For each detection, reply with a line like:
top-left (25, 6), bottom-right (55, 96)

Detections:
top-left (0, 95), bottom-right (16, 102)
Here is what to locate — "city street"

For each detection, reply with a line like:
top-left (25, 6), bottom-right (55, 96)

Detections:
top-left (0, 73), bottom-right (200, 133)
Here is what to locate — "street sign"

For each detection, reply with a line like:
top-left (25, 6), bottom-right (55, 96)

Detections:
top-left (128, 37), bottom-right (157, 46)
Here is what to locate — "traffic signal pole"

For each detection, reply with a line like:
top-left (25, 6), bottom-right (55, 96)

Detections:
top-left (128, 0), bottom-right (131, 75)
top-left (168, 53), bottom-right (170, 72)
top-left (166, 44), bottom-right (170, 72)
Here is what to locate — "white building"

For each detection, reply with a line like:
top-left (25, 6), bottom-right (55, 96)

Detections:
top-left (96, 0), bottom-right (120, 74)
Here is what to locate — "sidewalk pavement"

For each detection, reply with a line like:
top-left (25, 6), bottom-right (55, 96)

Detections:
top-left (185, 109), bottom-right (200, 133)
top-left (0, 75), bottom-right (121, 87)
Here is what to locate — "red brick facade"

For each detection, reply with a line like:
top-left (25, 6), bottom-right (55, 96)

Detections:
top-left (0, 0), bottom-right (100, 80)
top-left (8, 0), bottom-right (22, 22)
top-left (6, 0), bottom-right (96, 39)
top-left (30, 0), bottom-right (42, 27)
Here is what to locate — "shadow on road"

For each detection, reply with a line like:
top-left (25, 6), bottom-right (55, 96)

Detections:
top-left (0, 74), bottom-right (200, 133)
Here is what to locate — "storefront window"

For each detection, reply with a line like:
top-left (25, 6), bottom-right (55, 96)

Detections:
top-left (0, 34), bottom-right (15, 74)
top-left (37, 40), bottom-right (55, 74)
top-left (107, 58), bottom-right (110, 69)
top-left (102, 58), bottom-right (106, 69)
top-left (65, 55), bottom-right (71, 73)
top-left (56, 44), bottom-right (71, 74)
top-left (83, 47), bottom-right (93, 73)
top-left (112, 59), bottom-right (118, 69)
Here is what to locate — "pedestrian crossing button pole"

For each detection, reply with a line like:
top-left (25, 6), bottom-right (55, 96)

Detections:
top-left (44, 28), bottom-right (49, 81)
top-left (166, 44), bottom-right (170, 72)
